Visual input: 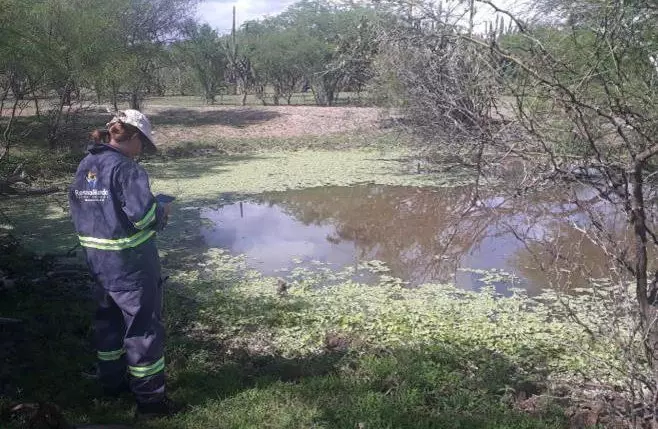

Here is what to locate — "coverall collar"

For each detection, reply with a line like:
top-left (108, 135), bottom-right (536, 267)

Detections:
top-left (88, 142), bottom-right (132, 159)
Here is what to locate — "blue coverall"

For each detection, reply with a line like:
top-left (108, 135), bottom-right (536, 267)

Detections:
top-left (69, 143), bottom-right (168, 404)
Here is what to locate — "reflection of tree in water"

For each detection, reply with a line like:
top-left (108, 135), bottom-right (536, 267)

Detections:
top-left (512, 220), bottom-right (615, 294)
top-left (259, 184), bottom-right (634, 291)
top-left (259, 185), bottom-right (503, 285)
top-left (501, 188), bottom-right (642, 293)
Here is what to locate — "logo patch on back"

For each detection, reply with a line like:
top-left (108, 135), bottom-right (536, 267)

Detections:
top-left (86, 171), bottom-right (98, 187)
top-left (75, 169), bottom-right (108, 202)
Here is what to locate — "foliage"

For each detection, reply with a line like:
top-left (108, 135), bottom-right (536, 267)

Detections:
top-left (95, 0), bottom-right (199, 109)
top-left (176, 23), bottom-right (228, 104)
top-left (240, 27), bottom-right (305, 105)
top-left (179, 250), bottom-right (578, 365)
top-left (373, 2), bottom-right (503, 164)
top-left (241, 0), bottom-right (379, 106)
top-left (0, 0), bottom-right (197, 113)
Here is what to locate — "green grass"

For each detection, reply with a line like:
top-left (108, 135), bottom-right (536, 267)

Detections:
top-left (157, 130), bottom-right (405, 157)
top-left (0, 247), bottom-right (572, 429)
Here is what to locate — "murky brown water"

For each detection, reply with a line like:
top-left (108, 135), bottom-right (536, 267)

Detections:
top-left (200, 185), bottom-right (628, 294)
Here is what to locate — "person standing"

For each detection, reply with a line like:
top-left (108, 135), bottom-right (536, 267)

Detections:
top-left (69, 110), bottom-right (181, 420)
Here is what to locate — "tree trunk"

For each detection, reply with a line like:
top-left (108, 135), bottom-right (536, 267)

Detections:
top-left (631, 164), bottom-right (658, 368)
top-left (312, 86), bottom-right (327, 106)
top-left (327, 88), bottom-right (335, 106)
top-left (62, 82), bottom-right (73, 106)
top-left (9, 73), bottom-right (25, 101)
top-left (204, 83), bottom-right (215, 105)
top-left (0, 85), bottom-right (10, 115)
top-left (32, 93), bottom-right (40, 118)
top-left (130, 91), bottom-right (140, 110)
top-left (110, 81), bottom-right (119, 112)
top-left (310, 76), bottom-right (337, 106)
top-left (48, 85), bottom-right (70, 149)
top-left (1, 98), bottom-right (20, 152)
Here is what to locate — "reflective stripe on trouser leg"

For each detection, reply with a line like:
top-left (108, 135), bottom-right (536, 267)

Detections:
top-left (98, 348), bottom-right (126, 361)
top-left (93, 283), bottom-right (127, 389)
top-left (129, 357), bottom-right (165, 378)
top-left (128, 356), bottom-right (166, 404)
top-left (109, 279), bottom-right (166, 403)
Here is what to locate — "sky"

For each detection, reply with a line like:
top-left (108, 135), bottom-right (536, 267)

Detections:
top-left (196, 0), bottom-right (298, 33)
top-left (195, 0), bottom-right (525, 35)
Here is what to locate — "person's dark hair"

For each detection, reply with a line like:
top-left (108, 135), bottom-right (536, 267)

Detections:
top-left (90, 129), bottom-right (110, 143)
top-left (108, 121), bottom-right (142, 143)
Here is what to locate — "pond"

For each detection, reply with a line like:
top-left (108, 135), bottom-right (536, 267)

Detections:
top-left (200, 184), bottom-right (623, 294)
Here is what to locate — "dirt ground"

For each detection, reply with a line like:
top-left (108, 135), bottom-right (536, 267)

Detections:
top-left (1, 100), bottom-right (389, 147)
top-left (146, 105), bottom-right (385, 146)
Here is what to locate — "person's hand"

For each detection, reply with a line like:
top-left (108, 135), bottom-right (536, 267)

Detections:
top-left (162, 202), bottom-right (172, 227)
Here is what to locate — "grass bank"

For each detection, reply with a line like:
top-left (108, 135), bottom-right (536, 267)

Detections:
top-left (1, 246), bottom-right (580, 429)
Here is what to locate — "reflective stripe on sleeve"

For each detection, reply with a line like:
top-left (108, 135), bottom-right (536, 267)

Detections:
top-left (78, 229), bottom-right (155, 251)
top-left (128, 357), bottom-right (165, 378)
top-left (133, 202), bottom-right (157, 230)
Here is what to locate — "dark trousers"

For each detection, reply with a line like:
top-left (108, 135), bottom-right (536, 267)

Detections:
top-left (93, 280), bottom-right (166, 403)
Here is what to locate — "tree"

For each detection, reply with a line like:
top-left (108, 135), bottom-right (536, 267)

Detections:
top-left (248, 29), bottom-right (304, 105)
top-left (101, 0), bottom-right (199, 109)
top-left (0, 0), bottom-right (114, 147)
top-left (283, 1), bottom-right (378, 105)
top-left (376, 0), bottom-right (658, 423)
top-left (162, 44), bottom-right (198, 97)
top-left (240, 0), bottom-right (378, 106)
top-left (178, 23), bottom-right (228, 104)
top-left (222, 7), bottom-right (260, 105)
top-left (336, 14), bottom-right (379, 99)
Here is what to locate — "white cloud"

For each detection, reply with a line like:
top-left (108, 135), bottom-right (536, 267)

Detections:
top-left (195, 0), bottom-right (525, 35)
top-left (196, 0), bottom-right (298, 34)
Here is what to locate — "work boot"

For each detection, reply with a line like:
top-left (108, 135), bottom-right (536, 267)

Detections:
top-left (80, 363), bottom-right (100, 380)
top-left (102, 379), bottom-right (130, 398)
top-left (135, 396), bottom-right (185, 421)
top-left (82, 364), bottom-right (130, 399)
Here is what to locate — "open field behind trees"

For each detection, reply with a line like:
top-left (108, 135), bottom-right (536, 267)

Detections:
top-left (0, 92), bottom-right (374, 118)
top-left (149, 104), bottom-right (382, 143)
top-left (148, 92), bottom-right (375, 107)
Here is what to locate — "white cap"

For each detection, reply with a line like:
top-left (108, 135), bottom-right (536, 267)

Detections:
top-left (107, 109), bottom-right (156, 153)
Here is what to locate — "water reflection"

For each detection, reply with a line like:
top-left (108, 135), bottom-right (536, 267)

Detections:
top-left (200, 185), bottom-right (622, 293)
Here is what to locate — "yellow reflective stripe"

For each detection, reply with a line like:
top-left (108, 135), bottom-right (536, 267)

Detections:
top-left (128, 357), bottom-right (165, 378)
top-left (98, 348), bottom-right (125, 361)
top-left (79, 229), bottom-right (153, 245)
top-left (79, 230), bottom-right (155, 251)
top-left (134, 203), bottom-right (157, 229)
